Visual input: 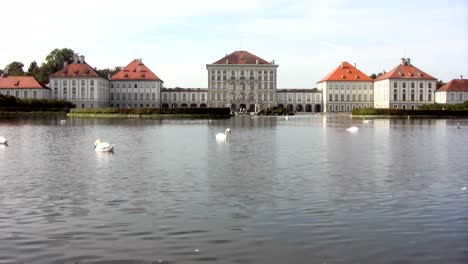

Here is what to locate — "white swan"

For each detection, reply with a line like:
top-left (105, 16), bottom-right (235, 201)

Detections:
top-left (60, 119), bottom-right (67, 125)
top-left (215, 128), bottom-right (231, 141)
top-left (363, 117), bottom-right (372, 124)
top-left (346, 126), bottom-right (359, 132)
top-left (285, 116), bottom-right (289, 120)
top-left (0, 136), bottom-right (7, 145)
top-left (94, 139), bottom-right (115, 152)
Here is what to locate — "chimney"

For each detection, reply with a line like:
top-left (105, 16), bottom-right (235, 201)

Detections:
top-left (63, 61), bottom-right (68, 68)
top-left (226, 59), bottom-right (229, 64)
top-left (407, 58), bottom-right (411, 65)
top-left (354, 63), bottom-right (356, 68)
top-left (383, 70), bottom-right (386, 74)
top-left (341, 62), bottom-right (344, 68)
top-left (79, 55), bottom-right (85, 63)
top-left (461, 75), bottom-right (464, 80)
top-left (400, 58), bottom-right (406, 65)
top-left (256, 59), bottom-right (259, 64)
top-left (0, 72), bottom-right (4, 78)
top-left (272, 60), bottom-right (275, 64)
top-left (73, 55), bottom-right (78, 64)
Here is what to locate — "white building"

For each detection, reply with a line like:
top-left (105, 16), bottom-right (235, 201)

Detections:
top-left (110, 59), bottom-right (163, 108)
top-left (276, 89), bottom-right (322, 112)
top-left (49, 55), bottom-right (110, 108)
top-left (206, 50), bottom-right (279, 112)
top-left (161, 88), bottom-right (208, 108)
top-left (374, 58), bottom-right (437, 110)
top-left (435, 76), bottom-right (468, 104)
top-left (317, 62), bottom-right (374, 112)
top-left (0, 75), bottom-right (50, 99)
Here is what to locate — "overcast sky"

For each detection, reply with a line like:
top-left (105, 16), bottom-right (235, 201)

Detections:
top-left (1, 0), bottom-right (467, 88)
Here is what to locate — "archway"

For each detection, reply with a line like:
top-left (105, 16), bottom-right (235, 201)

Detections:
top-left (190, 103), bottom-right (197, 108)
top-left (305, 104), bottom-right (312, 112)
top-left (200, 103), bottom-right (207, 108)
top-left (296, 104), bottom-right (303, 112)
top-left (181, 103), bottom-right (188, 108)
top-left (231, 104), bottom-right (237, 111)
top-left (249, 104), bottom-right (255, 112)
top-left (162, 103), bottom-right (169, 109)
top-left (314, 104), bottom-right (321, 112)
top-left (278, 104), bottom-right (284, 108)
top-left (171, 103), bottom-right (178, 108)
top-left (287, 104), bottom-right (294, 112)
top-left (240, 103), bottom-right (247, 112)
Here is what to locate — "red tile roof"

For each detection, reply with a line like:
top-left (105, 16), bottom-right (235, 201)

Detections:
top-left (437, 79), bottom-right (468, 92)
top-left (111, 59), bottom-right (162, 81)
top-left (318, 61), bottom-right (372, 82)
top-left (0, 76), bottom-right (45, 89)
top-left (375, 59), bottom-right (437, 81)
top-left (212, 51), bottom-right (272, 65)
top-left (50, 62), bottom-right (100, 78)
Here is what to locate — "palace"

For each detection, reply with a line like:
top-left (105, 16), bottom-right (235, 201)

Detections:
top-left (3, 50), bottom-right (464, 111)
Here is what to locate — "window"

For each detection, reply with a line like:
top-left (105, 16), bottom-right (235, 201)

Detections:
top-left (217, 94), bottom-right (220, 101)
top-left (183, 94), bottom-right (187, 101)
top-left (202, 94), bottom-right (205, 101)
top-left (116, 93), bottom-right (120, 100)
top-left (111, 84), bottom-right (114, 88)
top-left (335, 94), bottom-right (338, 101)
top-left (402, 82), bottom-right (406, 88)
top-left (163, 94), bottom-right (167, 101)
top-left (460, 93), bottom-right (464, 101)
top-left (33, 91), bottom-right (37, 99)
top-left (81, 80), bottom-right (85, 86)
top-left (411, 82), bottom-right (415, 88)
top-left (72, 80), bottom-right (76, 86)
top-left (140, 93), bottom-right (144, 100)
top-left (420, 90), bottom-right (423, 101)
top-left (81, 88), bottom-right (85, 99)
top-left (394, 89), bottom-right (398, 101)
top-left (358, 94), bottom-right (361, 101)
top-left (90, 87), bottom-right (94, 99)
top-left (402, 90), bottom-right (406, 101)
top-left (116, 83), bottom-right (120, 88)
top-left (450, 93), bottom-right (455, 101)
top-left (24, 91), bottom-right (28, 98)
top-left (428, 83), bottom-right (432, 89)
top-left (364, 94), bottom-right (367, 101)
top-left (123, 93), bottom-right (126, 100)
top-left (329, 94), bottom-right (332, 101)
top-left (419, 83), bottom-right (423, 88)
top-left (394, 82), bottom-right (397, 88)
top-left (134, 93), bottom-right (137, 100)
top-left (90, 80), bottom-right (94, 86)
top-left (341, 94), bottom-right (344, 101)
top-left (63, 80), bottom-right (67, 86)
top-left (428, 91), bottom-right (432, 101)
top-left (393, 104), bottom-right (398, 109)
top-left (146, 93), bottom-right (150, 100)
top-left (134, 84), bottom-right (137, 88)
top-left (192, 94), bottom-right (195, 101)
top-left (173, 94), bottom-right (177, 101)
top-left (111, 93), bottom-right (114, 100)
top-left (347, 94), bottom-right (350, 101)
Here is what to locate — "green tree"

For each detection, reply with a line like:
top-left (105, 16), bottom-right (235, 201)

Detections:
top-left (27, 61), bottom-right (39, 76)
top-left (436, 80), bottom-right (445, 89)
top-left (4, 61), bottom-right (25, 76)
top-left (35, 48), bottom-right (75, 85)
top-left (369, 72), bottom-right (383, 80)
top-left (96, 66), bottom-right (123, 79)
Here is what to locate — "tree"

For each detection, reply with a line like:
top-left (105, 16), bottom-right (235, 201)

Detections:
top-left (27, 61), bottom-right (39, 76)
top-left (96, 66), bottom-right (123, 79)
top-left (436, 80), bottom-right (445, 89)
top-left (369, 72), bottom-right (383, 80)
top-left (4, 61), bottom-right (25, 76)
top-left (44, 48), bottom-right (75, 73)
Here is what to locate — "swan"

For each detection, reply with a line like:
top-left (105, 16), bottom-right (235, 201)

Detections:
top-left (363, 117), bottom-right (372, 124)
top-left (346, 126), bottom-right (359, 132)
top-left (0, 136), bottom-right (7, 145)
top-left (215, 128), bottom-right (231, 141)
top-left (94, 139), bottom-right (115, 152)
top-left (60, 119), bottom-right (66, 124)
top-left (285, 116), bottom-right (289, 121)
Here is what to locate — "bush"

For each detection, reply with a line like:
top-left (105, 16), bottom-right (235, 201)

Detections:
top-left (258, 106), bottom-right (294, 116)
top-left (0, 94), bottom-right (75, 111)
top-left (352, 108), bottom-right (468, 117)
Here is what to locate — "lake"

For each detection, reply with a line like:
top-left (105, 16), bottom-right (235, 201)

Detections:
top-left (0, 114), bottom-right (467, 264)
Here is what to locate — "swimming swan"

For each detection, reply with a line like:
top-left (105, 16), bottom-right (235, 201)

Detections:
top-left (216, 128), bottom-right (231, 141)
top-left (363, 117), bottom-right (371, 124)
top-left (94, 139), bottom-right (115, 152)
top-left (0, 136), bottom-right (7, 145)
top-left (346, 126), bottom-right (359, 132)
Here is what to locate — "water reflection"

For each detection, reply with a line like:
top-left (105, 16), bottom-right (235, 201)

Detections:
top-left (0, 115), bottom-right (467, 263)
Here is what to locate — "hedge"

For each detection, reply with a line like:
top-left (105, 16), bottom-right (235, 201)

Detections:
top-left (258, 106), bottom-right (294, 116)
top-left (0, 94), bottom-right (75, 110)
top-left (352, 108), bottom-right (468, 116)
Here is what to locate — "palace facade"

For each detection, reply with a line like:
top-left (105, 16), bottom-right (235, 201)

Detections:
top-left (0, 75), bottom-right (50, 99)
top-left (435, 76), bottom-right (468, 104)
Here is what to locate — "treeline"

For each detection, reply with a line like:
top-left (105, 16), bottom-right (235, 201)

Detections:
top-left (0, 94), bottom-right (75, 111)
top-left (1, 48), bottom-right (122, 85)
top-left (417, 101), bottom-right (468, 110)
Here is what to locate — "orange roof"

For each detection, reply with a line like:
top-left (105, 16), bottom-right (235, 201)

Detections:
top-left (375, 59), bottom-right (437, 81)
top-left (437, 79), bottom-right (468, 92)
top-left (111, 59), bottom-right (162, 81)
top-left (212, 51), bottom-right (272, 65)
top-left (0, 76), bottom-right (46, 89)
top-left (50, 62), bottom-right (100, 78)
top-left (318, 61), bottom-right (372, 82)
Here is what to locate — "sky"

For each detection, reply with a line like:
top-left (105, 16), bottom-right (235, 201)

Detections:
top-left (1, 0), bottom-right (467, 88)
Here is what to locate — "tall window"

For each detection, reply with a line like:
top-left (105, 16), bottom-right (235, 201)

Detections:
top-left (394, 82), bottom-right (397, 88)
top-left (402, 90), bottom-right (406, 101)
top-left (420, 90), bottom-right (423, 101)
top-left (90, 87), bottom-right (94, 99)
top-left (411, 90), bottom-right (415, 101)
top-left (394, 89), bottom-right (398, 101)
top-left (428, 91), bottom-right (432, 101)
top-left (402, 82), bottom-right (406, 88)
top-left (329, 94), bottom-right (332, 102)
top-left (192, 94), bottom-right (195, 101)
